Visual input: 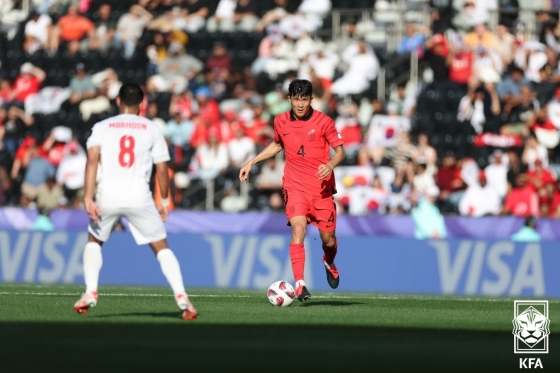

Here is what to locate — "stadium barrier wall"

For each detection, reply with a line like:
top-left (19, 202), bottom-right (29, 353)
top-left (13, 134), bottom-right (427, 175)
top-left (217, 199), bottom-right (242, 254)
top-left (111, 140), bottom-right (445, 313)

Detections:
top-left (0, 230), bottom-right (558, 297)
top-left (3, 208), bottom-right (560, 240)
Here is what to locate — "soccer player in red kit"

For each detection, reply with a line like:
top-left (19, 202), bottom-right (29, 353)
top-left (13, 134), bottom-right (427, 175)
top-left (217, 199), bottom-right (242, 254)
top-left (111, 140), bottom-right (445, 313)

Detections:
top-left (240, 79), bottom-right (345, 301)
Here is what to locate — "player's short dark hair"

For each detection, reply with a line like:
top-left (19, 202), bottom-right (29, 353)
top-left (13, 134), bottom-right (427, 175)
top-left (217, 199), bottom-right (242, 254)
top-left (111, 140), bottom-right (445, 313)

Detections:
top-left (288, 79), bottom-right (313, 98)
top-left (118, 83), bottom-right (144, 107)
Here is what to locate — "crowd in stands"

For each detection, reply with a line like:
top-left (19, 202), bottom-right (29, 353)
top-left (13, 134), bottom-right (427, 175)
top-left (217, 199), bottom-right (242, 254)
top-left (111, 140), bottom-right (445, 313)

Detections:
top-left (2, 0), bottom-right (560, 224)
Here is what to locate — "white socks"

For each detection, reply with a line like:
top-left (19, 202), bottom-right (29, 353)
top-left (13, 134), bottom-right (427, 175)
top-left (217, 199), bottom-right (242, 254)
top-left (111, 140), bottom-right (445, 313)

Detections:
top-left (296, 280), bottom-right (306, 288)
top-left (83, 242), bottom-right (103, 294)
top-left (157, 248), bottom-right (187, 298)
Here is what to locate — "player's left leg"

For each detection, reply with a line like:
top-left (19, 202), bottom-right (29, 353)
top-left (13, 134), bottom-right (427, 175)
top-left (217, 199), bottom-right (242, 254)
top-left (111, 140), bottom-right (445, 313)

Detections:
top-left (126, 204), bottom-right (197, 320)
top-left (314, 198), bottom-right (339, 289)
top-left (150, 239), bottom-right (197, 320)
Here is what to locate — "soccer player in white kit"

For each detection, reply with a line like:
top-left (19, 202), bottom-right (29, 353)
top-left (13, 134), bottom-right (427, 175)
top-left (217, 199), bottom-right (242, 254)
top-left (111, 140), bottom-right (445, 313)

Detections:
top-left (73, 83), bottom-right (197, 320)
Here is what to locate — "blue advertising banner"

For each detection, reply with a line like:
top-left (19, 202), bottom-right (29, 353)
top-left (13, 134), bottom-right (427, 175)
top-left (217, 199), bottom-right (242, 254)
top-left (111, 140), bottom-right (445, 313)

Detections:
top-left (0, 230), bottom-right (558, 297)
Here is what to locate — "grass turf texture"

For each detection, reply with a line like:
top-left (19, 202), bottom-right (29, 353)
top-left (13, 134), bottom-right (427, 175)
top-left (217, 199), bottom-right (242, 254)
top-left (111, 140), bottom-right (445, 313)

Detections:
top-left (1, 284), bottom-right (559, 372)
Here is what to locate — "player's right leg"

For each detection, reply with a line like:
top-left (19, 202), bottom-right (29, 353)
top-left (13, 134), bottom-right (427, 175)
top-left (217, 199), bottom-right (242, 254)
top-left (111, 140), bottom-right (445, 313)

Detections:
top-left (149, 239), bottom-right (197, 320)
top-left (74, 234), bottom-right (104, 314)
top-left (289, 216), bottom-right (311, 302)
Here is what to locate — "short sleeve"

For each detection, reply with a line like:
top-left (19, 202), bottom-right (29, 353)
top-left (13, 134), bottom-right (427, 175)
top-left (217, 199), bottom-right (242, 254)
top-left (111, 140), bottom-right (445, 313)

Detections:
top-left (324, 117), bottom-right (344, 148)
top-left (151, 127), bottom-right (171, 164)
top-left (86, 123), bottom-right (103, 149)
top-left (273, 116), bottom-right (282, 144)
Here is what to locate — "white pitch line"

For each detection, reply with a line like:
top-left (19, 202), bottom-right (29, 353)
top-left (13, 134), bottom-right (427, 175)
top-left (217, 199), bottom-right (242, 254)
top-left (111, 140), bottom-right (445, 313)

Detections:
top-left (0, 292), bottom-right (557, 302)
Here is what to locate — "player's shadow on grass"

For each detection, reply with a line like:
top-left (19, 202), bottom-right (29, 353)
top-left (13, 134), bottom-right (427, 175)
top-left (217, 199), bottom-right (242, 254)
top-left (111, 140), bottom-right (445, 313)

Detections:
top-left (93, 311), bottom-right (183, 320)
top-left (300, 301), bottom-right (364, 307)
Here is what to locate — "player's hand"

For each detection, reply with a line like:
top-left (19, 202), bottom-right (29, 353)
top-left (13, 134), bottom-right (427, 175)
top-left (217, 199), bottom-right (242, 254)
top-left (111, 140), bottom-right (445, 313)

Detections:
top-left (158, 205), bottom-right (169, 222)
top-left (239, 163), bottom-right (252, 182)
top-left (85, 198), bottom-right (101, 223)
top-left (318, 163), bottom-right (333, 179)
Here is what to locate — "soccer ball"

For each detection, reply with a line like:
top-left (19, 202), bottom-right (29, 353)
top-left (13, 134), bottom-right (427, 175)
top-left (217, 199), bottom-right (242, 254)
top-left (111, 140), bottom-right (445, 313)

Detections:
top-left (267, 280), bottom-right (295, 307)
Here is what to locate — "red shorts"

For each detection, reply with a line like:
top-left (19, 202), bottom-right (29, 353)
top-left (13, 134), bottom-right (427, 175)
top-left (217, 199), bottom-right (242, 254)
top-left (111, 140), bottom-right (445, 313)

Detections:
top-left (282, 189), bottom-right (337, 232)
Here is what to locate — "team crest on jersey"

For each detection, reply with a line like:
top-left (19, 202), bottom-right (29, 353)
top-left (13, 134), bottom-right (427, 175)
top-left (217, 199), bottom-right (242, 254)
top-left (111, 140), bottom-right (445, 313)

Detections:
top-left (308, 129), bottom-right (315, 141)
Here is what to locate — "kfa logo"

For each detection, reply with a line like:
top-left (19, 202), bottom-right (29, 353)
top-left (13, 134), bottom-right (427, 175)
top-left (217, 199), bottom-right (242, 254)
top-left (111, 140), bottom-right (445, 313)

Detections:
top-left (513, 300), bottom-right (550, 354)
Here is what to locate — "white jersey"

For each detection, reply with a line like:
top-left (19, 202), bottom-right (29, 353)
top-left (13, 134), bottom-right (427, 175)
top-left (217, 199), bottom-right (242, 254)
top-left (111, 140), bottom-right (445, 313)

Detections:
top-left (86, 113), bottom-right (170, 208)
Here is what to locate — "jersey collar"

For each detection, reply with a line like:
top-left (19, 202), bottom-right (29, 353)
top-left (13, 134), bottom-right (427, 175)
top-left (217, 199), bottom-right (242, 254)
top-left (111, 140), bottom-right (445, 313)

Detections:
top-left (289, 107), bottom-right (314, 121)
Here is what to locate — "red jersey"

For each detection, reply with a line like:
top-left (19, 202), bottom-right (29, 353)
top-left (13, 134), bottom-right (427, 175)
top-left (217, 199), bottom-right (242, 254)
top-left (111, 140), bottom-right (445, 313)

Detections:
top-left (449, 52), bottom-right (473, 84)
top-left (274, 108), bottom-right (343, 196)
top-left (12, 75), bottom-right (40, 102)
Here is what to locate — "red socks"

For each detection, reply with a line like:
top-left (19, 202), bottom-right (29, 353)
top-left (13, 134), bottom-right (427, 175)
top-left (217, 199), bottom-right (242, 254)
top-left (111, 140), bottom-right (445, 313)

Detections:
top-left (322, 238), bottom-right (338, 265)
top-left (289, 243), bottom-right (305, 282)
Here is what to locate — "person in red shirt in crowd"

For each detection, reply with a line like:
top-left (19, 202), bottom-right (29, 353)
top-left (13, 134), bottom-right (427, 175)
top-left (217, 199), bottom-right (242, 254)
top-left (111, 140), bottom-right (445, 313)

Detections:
top-left (242, 94), bottom-right (273, 149)
top-left (435, 154), bottom-right (465, 212)
top-left (218, 110), bottom-right (238, 143)
top-left (54, 4), bottom-right (94, 45)
top-left (526, 158), bottom-right (556, 192)
top-left (446, 42), bottom-right (473, 85)
top-left (195, 86), bottom-right (220, 123)
top-left (205, 42), bottom-right (232, 73)
top-left (240, 79), bottom-right (345, 302)
top-left (189, 112), bottom-right (220, 148)
top-left (502, 173), bottom-right (539, 217)
top-left (11, 63), bottom-right (45, 104)
top-left (0, 78), bottom-right (13, 105)
top-left (169, 90), bottom-right (195, 121)
top-left (545, 182), bottom-right (560, 218)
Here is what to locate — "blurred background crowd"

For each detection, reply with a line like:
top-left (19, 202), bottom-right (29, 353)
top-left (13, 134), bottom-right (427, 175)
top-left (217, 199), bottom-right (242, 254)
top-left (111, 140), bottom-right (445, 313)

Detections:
top-left (2, 0), bottom-right (560, 224)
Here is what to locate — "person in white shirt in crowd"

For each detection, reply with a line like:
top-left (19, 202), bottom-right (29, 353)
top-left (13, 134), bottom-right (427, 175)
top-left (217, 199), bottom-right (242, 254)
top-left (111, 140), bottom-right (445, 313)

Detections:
top-left (56, 140), bottom-right (87, 206)
top-left (514, 41), bottom-right (548, 83)
top-left (191, 127), bottom-right (229, 181)
top-left (473, 46), bottom-right (503, 83)
top-left (522, 133), bottom-right (549, 170)
top-left (227, 122), bottom-right (256, 172)
top-left (453, 0), bottom-right (497, 31)
top-left (492, 23), bottom-right (515, 66)
top-left (296, 0), bottom-right (332, 33)
top-left (413, 158), bottom-right (436, 196)
top-left (299, 50), bottom-right (340, 90)
top-left (24, 11), bottom-right (52, 54)
top-left (546, 87), bottom-right (560, 129)
top-left (115, 4), bottom-right (153, 59)
top-left (331, 42), bottom-right (379, 97)
top-left (484, 150), bottom-right (508, 199)
top-left (459, 169), bottom-right (502, 217)
top-left (252, 157), bottom-right (285, 210)
top-left (348, 175), bottom-right (389, 216)
top-left (207, 0), bottom-right (259, 32)
top-left (457, 84), bottom-right (501, 134)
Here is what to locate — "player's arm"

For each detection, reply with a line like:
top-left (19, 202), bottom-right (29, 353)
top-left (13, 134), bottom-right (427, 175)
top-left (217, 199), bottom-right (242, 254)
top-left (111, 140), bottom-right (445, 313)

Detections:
top-left (318, 145), bottom-right (345, 179)
top-left (239, 141), bottom-right (283, 182)
top-left (84, 146), bottom-right (101, 222)
top-left (154, 161), bottom-right (170, 221)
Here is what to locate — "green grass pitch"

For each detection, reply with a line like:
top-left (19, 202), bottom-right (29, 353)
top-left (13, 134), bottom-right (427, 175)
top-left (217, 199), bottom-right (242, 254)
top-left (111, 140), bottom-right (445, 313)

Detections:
top-left (1, 284), bottom-right (559, 372)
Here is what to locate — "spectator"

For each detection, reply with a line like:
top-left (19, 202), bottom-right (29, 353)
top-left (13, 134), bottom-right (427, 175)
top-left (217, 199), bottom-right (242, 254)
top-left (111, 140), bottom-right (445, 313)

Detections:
top-left (206, 0), bottom-right (238, 32)
top-left (54, 4), bottom-right (94, 45)
top-left (81, 3), bottom-right (116, 53)
top-left (424, 34), bottom-right (450, 82)
top-left (473, 46), bottom-right (503, 83)
top-left (0, 78), bottom-right (12, 106)
top-left (11, 63), bottom-right (45, 105)
top-left (297, 0), bottom-right (332, 33)
top-left (24, 11), bottom-right (52, 55)
top-left (457, 84), bottom-right (501, 134)
top-left (501, 85), bottom-right (539, 137)
top-left (0, 106), bottom-right (34, 154)
top-left (492, 23), bottom-right (515, 66)
top-left (331, 42), bottom-right (379, 96)
top-left (21, 145), bottom-right (56, 205)
top-left (436, 154), bottom-right (465, 212)
top-left (146, 42), bottom-right (203, 95)
top-left (206, 42), bottom-right (233, 74)
top-left (506, 150), bottom-right (527, 191)
top-left (429, 0), bottom-right (454, 34)
top-left (31, 208), bottom-right (55, 232)
top-left (497, 67), bottom-right (530, 103)
top-left (68, 63), bottom-right (98, 106)
top-left (546, 87), bottom-right (560, 128)
top-left (534, 68), bottom-right (557, 107)
top-left (397, 22), bottom-right (427, 55)
top-left (252, 157), bottom-right (284, 210)
top-left (413, 158), bottom-right (436, 196)
top-left (166, 112), bottom-right (195, 148)
top-left (180, 0), bottom-right (210, 33)
top-left (522, 133), bottom-right (549, 170)
top-left (510, 216), bottom-right (541, 242)
top-left (56, 140), bottom-right (86, 205)
top-left (191, 128), bottom-right (229, 181)
top-left (502, 174), bottom-right (539, 217)
top-left (411, 185), bottom-right (447, 239)
top-left (255, 0), bottom-right (290, 32)
top-left (37, 176), bottom-right (64, 210)
top-left (334, 101), bottom-right (362, 160)
top-left (464, 23), bottom-right (496, 50)
top-left (459, 170), bottom-right (501, 216)
top-left (414, 133), bottom-right (437, 175)
top-left (389, 84), bottom-right (416, 118)
top-left (485, 150), bottom-right (509, 198)
top-left (227, 123), bottom-right (256, 173)
top-left (115, 4), bottom-right (153, 59)
top-left (526, 158), bottom-right (556, 192)
top-left (446, 41), bottom-right (474, 85)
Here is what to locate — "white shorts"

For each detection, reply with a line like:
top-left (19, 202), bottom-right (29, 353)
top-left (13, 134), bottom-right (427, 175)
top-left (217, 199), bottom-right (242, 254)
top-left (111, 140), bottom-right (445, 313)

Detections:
top-left (88, 204), bottom-right (167, 245)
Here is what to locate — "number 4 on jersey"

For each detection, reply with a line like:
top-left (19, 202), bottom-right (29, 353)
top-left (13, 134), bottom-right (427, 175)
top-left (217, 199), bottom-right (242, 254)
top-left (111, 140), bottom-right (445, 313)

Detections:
top-left (119, 135), bottom-right (135, 167)
top-left (297, 145), bottom-right (305, 157)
